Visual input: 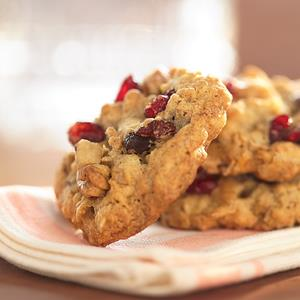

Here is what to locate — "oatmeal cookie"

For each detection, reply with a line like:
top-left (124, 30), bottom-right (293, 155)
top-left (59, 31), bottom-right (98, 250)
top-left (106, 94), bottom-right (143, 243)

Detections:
top-left (54, 68), bottom-right (232, 246)
top-left (161, 174), bottom-right (300, 231)
top-left (203, 66), bottom-right (300, 182)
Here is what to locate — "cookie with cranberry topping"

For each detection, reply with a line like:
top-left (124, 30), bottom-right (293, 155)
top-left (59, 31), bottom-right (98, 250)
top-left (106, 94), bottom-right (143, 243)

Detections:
top-left (54, 68), bottom-right (232, 246)
top-left (202, 66), bottom-right (300, 182)
top-left (161, 174), bottom-right (300, 231)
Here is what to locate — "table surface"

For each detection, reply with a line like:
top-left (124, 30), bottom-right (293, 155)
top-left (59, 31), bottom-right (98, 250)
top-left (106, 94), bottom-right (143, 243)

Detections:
top-left (2, 259), bottom-right (300, 300)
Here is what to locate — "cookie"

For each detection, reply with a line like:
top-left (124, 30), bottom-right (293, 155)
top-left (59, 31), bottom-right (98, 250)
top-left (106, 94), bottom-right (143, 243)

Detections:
top-left (54, 68), bottom-right (232, 246)
top-left (203, 66), bottom-right (300, 182)
top-left (161, 173), bottom-right (300, 231)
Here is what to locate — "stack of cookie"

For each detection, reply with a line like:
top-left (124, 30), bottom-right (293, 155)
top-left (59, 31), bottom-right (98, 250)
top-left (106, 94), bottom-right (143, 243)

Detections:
top-left (55, 66), bottom-right (300, 247)
top-left (162, 66), bottom-right (300, 231)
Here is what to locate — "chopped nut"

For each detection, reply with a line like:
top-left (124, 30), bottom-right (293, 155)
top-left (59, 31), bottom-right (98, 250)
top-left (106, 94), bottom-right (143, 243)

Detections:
top-left (75, 140), bottom-right (106, 168)
top-left (77, 164), bottom-right (110, 197)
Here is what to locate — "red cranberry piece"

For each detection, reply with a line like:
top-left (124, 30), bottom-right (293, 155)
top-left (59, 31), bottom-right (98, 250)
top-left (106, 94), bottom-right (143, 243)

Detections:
top-left (68, 122), bottom-right (105, 145)
top-left (269, 114), bottom-right (300, 144)
top-left (144, 95), bottom-right (169, 118)
top-left (225, 81), bottom-right (238, 100)
top-left (137, 120), bottom-right (176, 139)
top-left (271, 114), bottom-right (291, 130)
top-left (187, 169), bottom-right (218, 194)
top-left (288, 130), bottom-right (300, 143)
top-left (144, 89), bottom-right (176, 118)
top-left (124, 120), bottom-right (176, 154)
top-left (187, 179), bottom-right (218, 194)
top-left (124, 133), bottom-right (151, 154)
top-left (115, 75), bottom-right (139, 102)
top-left (269, 115), bottom-right (293, 143)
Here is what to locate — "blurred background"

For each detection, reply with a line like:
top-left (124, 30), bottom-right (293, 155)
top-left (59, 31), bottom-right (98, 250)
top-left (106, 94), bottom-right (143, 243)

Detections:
top-left (0, 0), bottom-right (299, 186)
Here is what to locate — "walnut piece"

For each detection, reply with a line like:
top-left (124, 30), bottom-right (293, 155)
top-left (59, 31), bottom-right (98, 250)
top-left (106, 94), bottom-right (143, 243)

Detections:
top-left (77, 164), bottom-right (110, 197)
top-left (75, 140), bottom-right (106, 168)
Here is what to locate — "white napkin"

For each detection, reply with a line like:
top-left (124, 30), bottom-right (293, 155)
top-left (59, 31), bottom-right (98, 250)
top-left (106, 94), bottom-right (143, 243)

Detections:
top-left (1, 186), bottom-right (300, 296)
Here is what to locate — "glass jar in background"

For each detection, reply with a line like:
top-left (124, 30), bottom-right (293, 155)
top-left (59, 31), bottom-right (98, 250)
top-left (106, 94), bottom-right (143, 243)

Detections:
top-left (0, 0), bottom-right (236, 185)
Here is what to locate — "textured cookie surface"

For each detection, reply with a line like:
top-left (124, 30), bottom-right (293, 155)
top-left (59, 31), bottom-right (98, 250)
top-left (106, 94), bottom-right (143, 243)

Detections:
top-left (161, 175), bottom-right (300, 231)
top-left (54, 68), bottom-right (232, 246)
top-left (203, 66), bottom-right (300, 182)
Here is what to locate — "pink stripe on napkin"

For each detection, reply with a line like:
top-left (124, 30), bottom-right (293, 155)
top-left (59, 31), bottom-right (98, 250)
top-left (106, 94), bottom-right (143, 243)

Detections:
top-left (3, 191), bottom-right (87, 245)
top-left (160, 229), bottom-right (255, 251)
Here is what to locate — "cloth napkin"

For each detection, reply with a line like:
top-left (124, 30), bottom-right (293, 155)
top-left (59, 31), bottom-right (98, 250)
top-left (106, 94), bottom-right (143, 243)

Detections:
top-left (1, 186), bottom-right (300, 297)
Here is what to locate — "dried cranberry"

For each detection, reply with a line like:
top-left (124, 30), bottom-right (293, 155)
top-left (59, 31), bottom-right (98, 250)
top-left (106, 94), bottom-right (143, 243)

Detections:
top-left (187, 169), bottom-right (218, 194)
top-left (288, 130), bottom-right (300, 143)
top-left (144, 95), bottom-right (169, 118)
top-left (137, 120), bottom-right (176, 139)
top-left (269, 115), bottom-right (293, 143)
top-left (144, 90), bottom-right (176, 118)
top-left (68, 122), bottom-right (105, 145)
top-left (269, 114), bottom-right (300, 144)
top-left (124, 120), bottom-right (176, 154)
top-left (115, 75), bottom-right (139, 102)
top-left (225, 81), bottom-right (238, 100)
top-left (271, 114), bottom-right (291, 130)
top-left (123, 133), bottom-right (151, 154)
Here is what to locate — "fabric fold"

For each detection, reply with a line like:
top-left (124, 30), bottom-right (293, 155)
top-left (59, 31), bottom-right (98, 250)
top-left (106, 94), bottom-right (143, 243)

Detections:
top-left (1, 186), bottom-right (300, 296)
